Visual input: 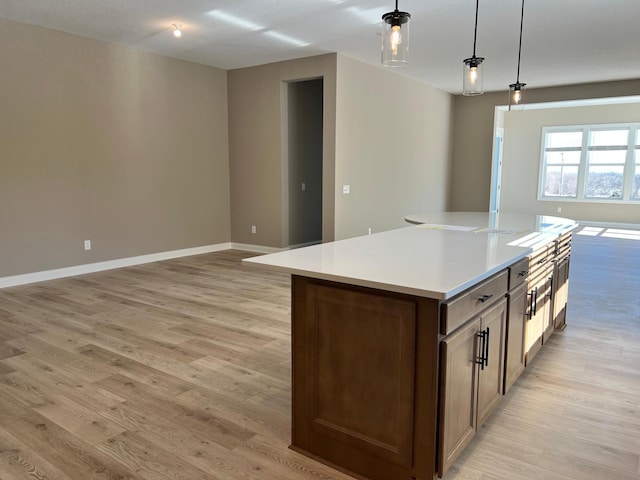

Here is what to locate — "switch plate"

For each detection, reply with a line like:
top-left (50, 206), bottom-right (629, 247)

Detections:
top-left (557, 207), bottom-right (562, 213)
top-left (301, 182), bottom-right (306, 192)
top-left (84, 240), bottom-right (91, 251)
top-left (343, 185), bottom-right (350, 194)
top-left (251, 225), bottom-right (257, 234)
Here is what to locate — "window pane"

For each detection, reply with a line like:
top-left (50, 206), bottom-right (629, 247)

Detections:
top-left (544, 165), bottom-right (578, 197)
top-left (585, 165), bottom-right (624, 198)
top-left (634, 165), bottom-right (640, 199)
top-left (590, 129), bottom-right (629, 147)
top-left (545, 150), bottom-right (581, 165)
top-left (587, 150), bottom-right (627, 165)
top-left (546, 131), bottom-right (582, 148)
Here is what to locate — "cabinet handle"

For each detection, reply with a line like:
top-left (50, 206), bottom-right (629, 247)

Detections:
top-left (547, 275), bottom-right (554, 298)
top-left (484, 327), bottom-right (490, 367)
top-left (532, 287), bottom-right (538, 315)
top-left (478, 294), bottom-right (493, 303)
top-left (518, 270), bottom-right (529, 277)
top-left (476, 330), bottom-right (487, 371)
top-left (527, 290), bottom-right (534, 319)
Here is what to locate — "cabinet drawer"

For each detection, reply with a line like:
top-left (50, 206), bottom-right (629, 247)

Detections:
top-left (508, 257), bottom-right (530, 290)
top-left (441, 270), bottom-right (508, 335)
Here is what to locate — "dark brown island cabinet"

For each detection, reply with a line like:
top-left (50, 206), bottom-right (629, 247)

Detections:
top-left (245, 213), bottom-right (575, 480)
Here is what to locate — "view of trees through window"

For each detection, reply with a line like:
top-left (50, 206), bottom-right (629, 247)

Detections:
top-left (540, 125), bottom-right (640, 202)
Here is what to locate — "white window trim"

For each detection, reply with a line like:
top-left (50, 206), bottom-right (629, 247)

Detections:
top-left (538, 122), bottom-right (640, 204)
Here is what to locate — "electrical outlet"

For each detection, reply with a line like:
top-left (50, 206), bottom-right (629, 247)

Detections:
top-left (84, 240), bottom-right (91, 251)
top-left (368, 228), bottom-right (372, 235)
top-left (301, 182), bottom-right (306, 192)
top-left (251, 225), bottom-right (257, 234)
top-left (343, 185), bottom-right (350, 194)
top-left (557, 207), bottom-right (562, 213)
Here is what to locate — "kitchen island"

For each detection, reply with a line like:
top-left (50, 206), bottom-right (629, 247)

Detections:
top-left (243, 212), bottom-right (577, 480)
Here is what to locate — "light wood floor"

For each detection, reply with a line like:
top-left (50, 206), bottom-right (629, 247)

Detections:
top-left (0, 230), bottom-right (638, 480)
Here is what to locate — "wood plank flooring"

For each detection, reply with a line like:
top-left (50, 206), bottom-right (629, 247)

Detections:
top-left (0, 229), bottom-right (639, 480)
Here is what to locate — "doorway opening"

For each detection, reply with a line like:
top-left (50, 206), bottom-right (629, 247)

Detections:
top-left (286, 78), bottom-right (323, 248)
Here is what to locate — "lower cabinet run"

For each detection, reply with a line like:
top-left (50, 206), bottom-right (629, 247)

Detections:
top-left (289, 234), bottom-right (572, 480)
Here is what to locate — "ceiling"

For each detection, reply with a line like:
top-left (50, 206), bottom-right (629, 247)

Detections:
top-left (1, 0), bottom-right (639, 94)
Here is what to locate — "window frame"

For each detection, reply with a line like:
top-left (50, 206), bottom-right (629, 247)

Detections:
top-left (538, 123), bottom-right (640, 204)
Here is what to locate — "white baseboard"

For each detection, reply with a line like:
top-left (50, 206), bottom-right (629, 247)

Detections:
top-left (229, 243), bottom-right (283, 254)
top-left (0, 243), bottom-right (233, 289)
top-left (0, 241), bottom-right (315, 289)
top-left (286, 240), bottom-right (322, 250)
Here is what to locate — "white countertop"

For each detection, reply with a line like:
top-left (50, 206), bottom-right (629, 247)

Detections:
top-left (242, 212), bottom-right (577, 300)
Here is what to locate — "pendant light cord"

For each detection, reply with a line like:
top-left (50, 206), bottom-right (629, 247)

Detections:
top-left (516, 0), bottom-right (525, 83)
top-left (472, 0), bottom-right (479, 57)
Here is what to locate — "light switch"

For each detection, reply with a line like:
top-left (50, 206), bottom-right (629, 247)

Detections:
top-left (343, 185), bottom-right (350, 194)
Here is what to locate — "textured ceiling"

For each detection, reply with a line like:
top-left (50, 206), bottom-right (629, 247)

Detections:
top-left (1, 0), bottom-right (639, 94)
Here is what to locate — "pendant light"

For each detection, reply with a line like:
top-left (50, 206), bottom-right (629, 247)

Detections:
top-left (381, 0), bottom-right (411, 67)
top-left (508, 0), bottom-right (526, 110)
top-left (462, 0), bottom-right (485, 96)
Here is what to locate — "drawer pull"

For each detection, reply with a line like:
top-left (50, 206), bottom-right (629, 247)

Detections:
top-left (478, 294), bottom-right (493, 303)
top-left (518, 270), bottom-right (529, 277)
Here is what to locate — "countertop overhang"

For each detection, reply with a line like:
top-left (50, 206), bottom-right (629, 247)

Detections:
top-left (242, 212), bottom-right (577, 300)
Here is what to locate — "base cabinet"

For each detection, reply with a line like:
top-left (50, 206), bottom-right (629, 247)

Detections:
top-left (438, 298), bottom-right (506, 476)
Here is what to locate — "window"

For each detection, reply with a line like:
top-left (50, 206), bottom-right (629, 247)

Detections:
top-left (540, 123), bottom-right (640, 202)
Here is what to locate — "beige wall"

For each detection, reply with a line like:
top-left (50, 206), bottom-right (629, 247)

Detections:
top-left (228, 54), bottom-right (337, 248)
top-left (502, 102), bottom-right (640, 224)
top-left (451, 79), bottom-right (640, 212)
top-left (334, 55), bottom-right (453, 240)
top-left (0, 18), bottom-right (230, 277)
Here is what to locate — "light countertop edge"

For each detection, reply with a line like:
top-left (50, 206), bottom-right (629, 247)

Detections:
top-left (242, 251), bottom-right (531, 300)
top-left (241, 213), bottom-right (577, 301)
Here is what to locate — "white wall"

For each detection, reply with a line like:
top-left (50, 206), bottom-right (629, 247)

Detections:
top-left (501, 102), bottom-right (640, 224)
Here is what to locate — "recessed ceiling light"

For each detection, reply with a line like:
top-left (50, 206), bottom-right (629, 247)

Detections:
top-left (172, 23), bottom-right (182, 38)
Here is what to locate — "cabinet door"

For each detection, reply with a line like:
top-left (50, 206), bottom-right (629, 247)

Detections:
top-left (504, 282), bottom-right (527, 393)
top-left (525, 276), bottom-right (548, 365)
top-left (477, 298), bottom-right (506, 428)
top-left (438, 317), bottom-right (481, 477)
top-left (553, 257), bottom-right (570, 330)
top-left (542, 270), bottom-right (555, 343)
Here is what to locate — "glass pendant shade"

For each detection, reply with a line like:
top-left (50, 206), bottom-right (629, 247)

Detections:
top-left (381, 8), bottom-right (411, 66)
top-left (508, 82), bottom-right (526, 110)
top-left (462, 56), bottom-right (484, 95)
top-left (508, 0), bottom-right (527, 111)
top-left (462, 0), bottom-right (485, 96)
